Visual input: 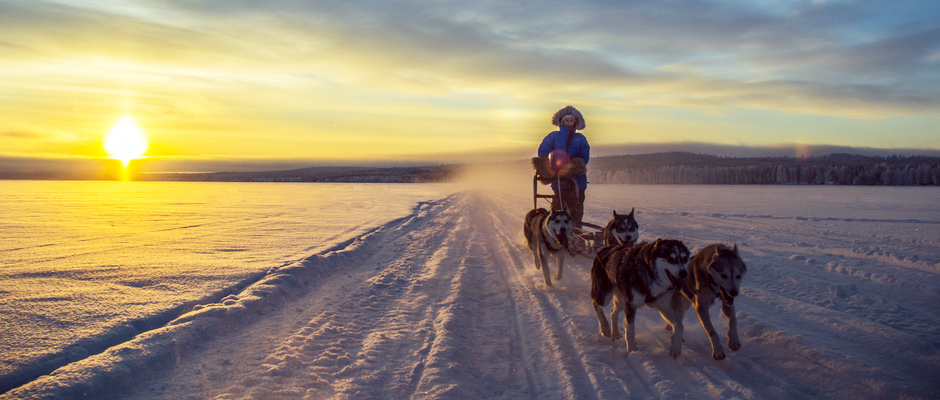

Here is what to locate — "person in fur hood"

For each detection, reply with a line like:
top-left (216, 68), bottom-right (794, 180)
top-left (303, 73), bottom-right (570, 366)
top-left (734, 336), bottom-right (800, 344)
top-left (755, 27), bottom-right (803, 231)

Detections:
top-left (535, 105), bottom-right (591, 226)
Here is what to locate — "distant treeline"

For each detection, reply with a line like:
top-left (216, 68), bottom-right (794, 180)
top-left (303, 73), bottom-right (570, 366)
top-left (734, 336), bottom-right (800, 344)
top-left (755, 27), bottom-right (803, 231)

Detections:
top-left (588, 153), bottom-right (940, 186)
top-left (139, 165), bottom-right (458, 183)
top-left (4, 153), bottom-right (939, 186)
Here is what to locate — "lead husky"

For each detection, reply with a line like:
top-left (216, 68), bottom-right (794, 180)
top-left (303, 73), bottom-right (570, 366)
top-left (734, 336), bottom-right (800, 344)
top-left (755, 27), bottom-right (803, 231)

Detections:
top-left (602, 208), bottom-right (639, 246)
top-left (590, 239), bottom-right (691, 358)
top-left (678, 243), bottom-right (747, 360)
top-left (524, 207), bottom-right (573, 288)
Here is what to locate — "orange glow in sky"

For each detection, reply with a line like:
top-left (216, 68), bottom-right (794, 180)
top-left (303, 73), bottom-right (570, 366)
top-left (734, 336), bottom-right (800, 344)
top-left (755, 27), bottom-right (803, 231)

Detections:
top-left (0, 1), bottom-right (937, 172)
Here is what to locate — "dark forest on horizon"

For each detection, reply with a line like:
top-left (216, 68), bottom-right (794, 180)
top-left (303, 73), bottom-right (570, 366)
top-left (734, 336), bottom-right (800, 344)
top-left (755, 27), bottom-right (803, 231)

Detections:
top-left (2, 152), bottom-right (939, 185)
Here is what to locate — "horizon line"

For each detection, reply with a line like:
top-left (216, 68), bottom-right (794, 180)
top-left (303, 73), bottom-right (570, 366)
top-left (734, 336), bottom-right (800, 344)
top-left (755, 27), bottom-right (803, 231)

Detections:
top-left (3, 142), bottom-right (940, 174)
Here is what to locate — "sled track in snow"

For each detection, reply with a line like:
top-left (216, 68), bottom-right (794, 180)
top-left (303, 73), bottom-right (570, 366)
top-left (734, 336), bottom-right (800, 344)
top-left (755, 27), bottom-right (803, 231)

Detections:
top-left (114, 191), bottom-right (638, 399)
top-left (478, 193), bottom-right (592, 399)
top-left (479, 193), bottom-right (636, 400)
top-left (9, 190), bottom-right (940, 399)
top-left (86, 191), bottom-right (612, 399)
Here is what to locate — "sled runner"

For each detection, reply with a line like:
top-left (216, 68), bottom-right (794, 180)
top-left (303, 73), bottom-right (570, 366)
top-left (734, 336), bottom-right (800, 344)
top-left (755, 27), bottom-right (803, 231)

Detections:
top-left (533, 173), bottom-right (603, 257)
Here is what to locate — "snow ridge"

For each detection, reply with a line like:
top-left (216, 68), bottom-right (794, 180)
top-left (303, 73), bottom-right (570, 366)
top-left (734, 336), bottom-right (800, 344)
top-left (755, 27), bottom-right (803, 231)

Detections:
top-left (0, 198), bottom-right (452, 400)
top-left (5, 187), bottom-right (940, 399)
top-left (0, 269), bottom-right (273, 396)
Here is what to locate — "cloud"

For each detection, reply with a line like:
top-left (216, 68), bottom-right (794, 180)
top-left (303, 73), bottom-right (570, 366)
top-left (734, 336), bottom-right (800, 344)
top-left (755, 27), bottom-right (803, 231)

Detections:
top-left (6, 0), bottom-right (936, 112)
top-left (1, 0), bottom-right (938, 162)
top-left (1, 130), bottom-right (43, 139)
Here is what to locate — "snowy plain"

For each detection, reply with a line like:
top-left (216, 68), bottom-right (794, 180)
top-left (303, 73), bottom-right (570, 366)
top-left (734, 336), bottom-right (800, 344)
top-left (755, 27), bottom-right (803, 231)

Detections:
top-left (1, 166), bottom-right (939, 399)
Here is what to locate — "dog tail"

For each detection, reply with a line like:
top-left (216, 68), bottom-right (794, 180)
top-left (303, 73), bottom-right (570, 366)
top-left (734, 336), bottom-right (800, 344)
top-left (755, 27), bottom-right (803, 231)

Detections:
top-left (590, 254), bottom-right (613, 308)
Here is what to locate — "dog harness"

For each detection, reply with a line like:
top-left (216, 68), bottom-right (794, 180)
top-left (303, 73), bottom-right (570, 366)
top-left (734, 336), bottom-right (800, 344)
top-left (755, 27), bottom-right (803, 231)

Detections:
top-left (704, 273), bottom-right (722, 297)
top-left (542, 228), bottom-right (563, 252)
top-left (643, 270), bottom-right (683, 304)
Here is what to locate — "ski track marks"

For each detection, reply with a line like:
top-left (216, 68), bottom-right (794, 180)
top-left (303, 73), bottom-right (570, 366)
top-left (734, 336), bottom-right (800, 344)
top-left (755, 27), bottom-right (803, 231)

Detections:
top-left (7, 190), bottom-right (939, 399)
top-left (616, 206), bottom-right (940, 399)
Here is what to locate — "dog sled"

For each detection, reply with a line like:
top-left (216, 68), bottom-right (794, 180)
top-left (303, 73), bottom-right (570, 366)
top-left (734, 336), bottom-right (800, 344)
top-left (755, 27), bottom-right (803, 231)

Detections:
top-left (533, 172), bottom-right (604, 257)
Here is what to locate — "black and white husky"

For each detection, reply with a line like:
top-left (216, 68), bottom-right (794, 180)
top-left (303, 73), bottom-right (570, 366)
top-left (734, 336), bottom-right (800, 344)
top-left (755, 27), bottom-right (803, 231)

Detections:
top-left (524, 207), bottom-right (573, 288)
top-left (678, 243), bottom-right (747, 360)
top-left (602, 208), bottom-right (639, 246)
top-left (590, 239), bottom-right (691, 358)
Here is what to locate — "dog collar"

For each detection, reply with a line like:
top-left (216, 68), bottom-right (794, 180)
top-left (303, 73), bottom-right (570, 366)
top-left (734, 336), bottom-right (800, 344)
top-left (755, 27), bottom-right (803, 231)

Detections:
top-left (543, 235), bottom-right (563, 252)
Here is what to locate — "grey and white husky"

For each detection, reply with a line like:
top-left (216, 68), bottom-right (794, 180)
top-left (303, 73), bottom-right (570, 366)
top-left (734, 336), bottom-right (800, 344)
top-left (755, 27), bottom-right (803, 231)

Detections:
top-left (678, 243), bottom-right (747, 360)
top-left (602, 208), bottom-right (639, 246)
top-left (524, 207), bottom-right (573, 288)
top-left (590, 239), bottom-right (691, 358)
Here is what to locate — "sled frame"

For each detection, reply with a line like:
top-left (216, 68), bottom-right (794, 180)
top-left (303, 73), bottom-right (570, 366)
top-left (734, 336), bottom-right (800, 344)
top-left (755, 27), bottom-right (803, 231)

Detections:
top-left (533, 173), bottom-right (603, 257)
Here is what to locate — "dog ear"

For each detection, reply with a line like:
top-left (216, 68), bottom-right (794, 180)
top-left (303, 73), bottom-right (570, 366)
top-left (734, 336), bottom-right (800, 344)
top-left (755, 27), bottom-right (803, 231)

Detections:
top-left (732, 243), bottom-right (739, 257)
top-left (710, 250), bottom-right (726, 272)
top-left (629, 207), bottom-right (635, 217)
top-left (706, 248), bottom-right (723, 271)
top-left (613, 210), bottom-right (618, 218)
top-left (646, 239), bottom-right (662, 266)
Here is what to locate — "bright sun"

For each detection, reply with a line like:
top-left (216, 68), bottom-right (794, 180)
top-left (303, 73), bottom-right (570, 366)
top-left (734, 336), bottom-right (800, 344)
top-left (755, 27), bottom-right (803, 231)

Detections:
top-left (103, 116), bottom-right (149, 167)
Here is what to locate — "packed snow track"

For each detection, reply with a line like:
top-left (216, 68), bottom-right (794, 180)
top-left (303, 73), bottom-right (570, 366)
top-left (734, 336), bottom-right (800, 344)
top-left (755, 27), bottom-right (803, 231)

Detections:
top-left (4, 188), bottom-right (938, 399)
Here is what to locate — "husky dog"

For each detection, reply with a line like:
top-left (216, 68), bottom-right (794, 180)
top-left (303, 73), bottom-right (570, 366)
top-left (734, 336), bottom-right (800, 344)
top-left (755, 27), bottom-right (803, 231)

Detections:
top-left (602, 208), bottom-right (639, 246)
top-left (679, 243), bottom-right (747, 360)
top-left (524, 207), bottom-right (573, 288)
top-left (590, 239), bottom-right (691, 358)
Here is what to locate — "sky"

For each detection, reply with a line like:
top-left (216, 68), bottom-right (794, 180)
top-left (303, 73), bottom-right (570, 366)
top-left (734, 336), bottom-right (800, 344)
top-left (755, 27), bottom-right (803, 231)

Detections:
top-left (1, 0), bottom-right (939, 172)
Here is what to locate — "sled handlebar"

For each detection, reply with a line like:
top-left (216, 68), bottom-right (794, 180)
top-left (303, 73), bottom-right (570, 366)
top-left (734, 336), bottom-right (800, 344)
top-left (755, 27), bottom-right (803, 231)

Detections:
top-left (532, 174), bottom-right (580, 210)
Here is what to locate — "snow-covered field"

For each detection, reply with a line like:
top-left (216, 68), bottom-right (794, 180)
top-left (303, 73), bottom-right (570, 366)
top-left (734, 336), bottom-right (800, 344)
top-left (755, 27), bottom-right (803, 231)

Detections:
top-left (2, 173), bottom-right (939, 399)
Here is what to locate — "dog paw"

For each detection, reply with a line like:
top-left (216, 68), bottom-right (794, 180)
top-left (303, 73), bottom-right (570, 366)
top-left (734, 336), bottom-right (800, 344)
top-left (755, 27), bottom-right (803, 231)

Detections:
top-left (728, 339), bottom-right (741, 352)
top-left (670, 348), bottom-right (681, 359)
top-left (712, 350), bottom-right (726, 361)
top-left (668, 341), bottom-right (683, 359)
top-left (553, 273), bottom-right (563, 281)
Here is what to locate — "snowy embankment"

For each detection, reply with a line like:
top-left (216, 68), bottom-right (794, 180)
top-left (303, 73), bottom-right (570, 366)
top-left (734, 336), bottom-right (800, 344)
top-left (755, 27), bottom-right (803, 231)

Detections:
top-left (4, 181), bottom-right (940, 399)
top-left (0, 181), bottom-right (450, 397)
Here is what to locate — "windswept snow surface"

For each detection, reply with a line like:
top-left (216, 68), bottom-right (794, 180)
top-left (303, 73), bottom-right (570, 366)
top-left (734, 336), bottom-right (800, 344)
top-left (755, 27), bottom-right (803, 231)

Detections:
top-left (0, 181), bottom-right (453, 396)
top-left (3, 177), bottom-right (940, 399)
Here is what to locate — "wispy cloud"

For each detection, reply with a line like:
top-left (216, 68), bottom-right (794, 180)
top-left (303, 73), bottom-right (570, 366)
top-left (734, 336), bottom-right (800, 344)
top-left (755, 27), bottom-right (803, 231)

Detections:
top-left (1, 0), bottom-right (938, 166)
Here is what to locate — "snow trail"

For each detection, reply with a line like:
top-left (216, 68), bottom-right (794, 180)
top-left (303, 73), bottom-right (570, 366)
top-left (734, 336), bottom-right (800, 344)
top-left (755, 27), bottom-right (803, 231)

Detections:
top-left (4, 186), bottom-right (939, 399)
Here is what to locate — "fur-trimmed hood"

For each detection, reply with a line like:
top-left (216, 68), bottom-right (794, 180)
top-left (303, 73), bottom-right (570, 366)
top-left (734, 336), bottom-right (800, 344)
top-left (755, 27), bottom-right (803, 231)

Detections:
top-left (551, 105), bottom-right (585, 130)
top-left (532, 156), bottom-right (587, 184)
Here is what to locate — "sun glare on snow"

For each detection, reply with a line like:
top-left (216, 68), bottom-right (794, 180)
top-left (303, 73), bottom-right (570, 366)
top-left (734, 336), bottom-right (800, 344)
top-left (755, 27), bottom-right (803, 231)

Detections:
top-left (103, 116), bottom-right (149, 167)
